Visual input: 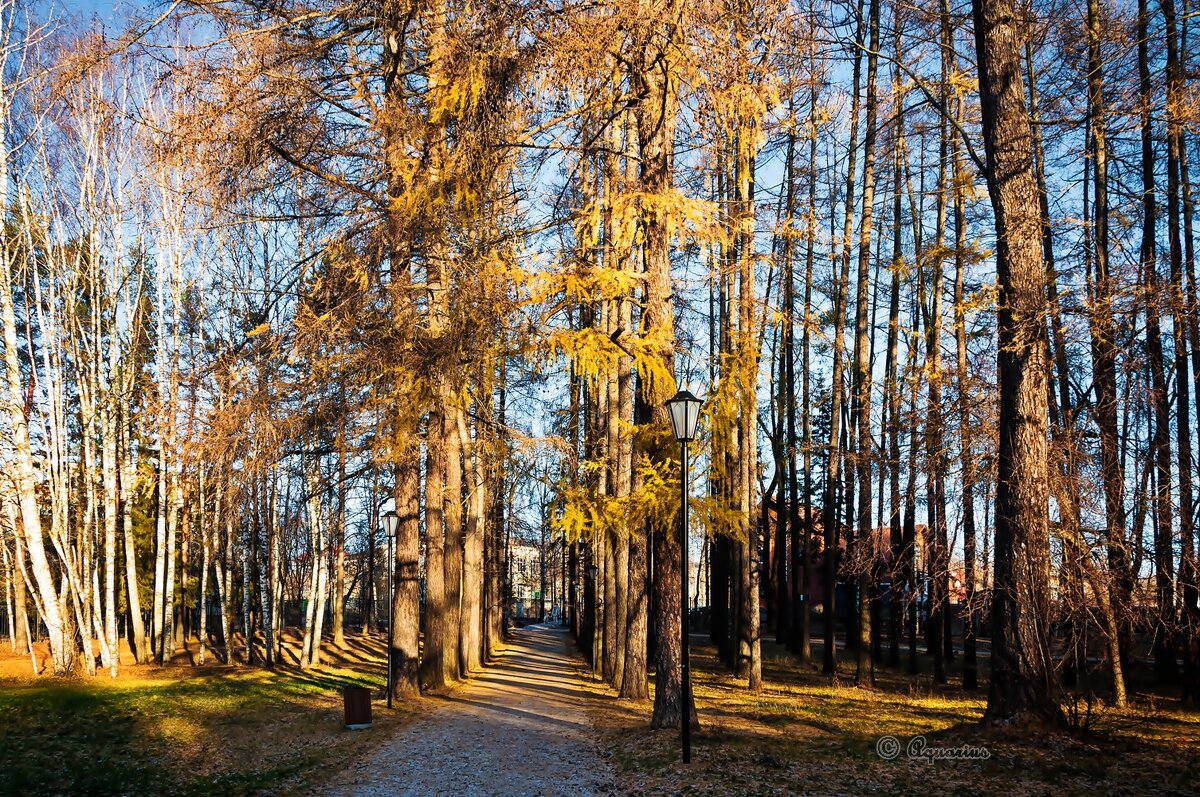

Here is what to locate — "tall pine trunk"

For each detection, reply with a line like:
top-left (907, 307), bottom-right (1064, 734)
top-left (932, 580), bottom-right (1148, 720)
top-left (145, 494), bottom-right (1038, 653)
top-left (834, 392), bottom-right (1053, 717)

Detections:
top-left (1083, 0), bottom-right (1128, 705)
top-left (391, 450), bottom-right (422, 696)
top-left (974, 0), bottom-right (1064, 727)
top-left (851, 0), bottom-right (880, 687)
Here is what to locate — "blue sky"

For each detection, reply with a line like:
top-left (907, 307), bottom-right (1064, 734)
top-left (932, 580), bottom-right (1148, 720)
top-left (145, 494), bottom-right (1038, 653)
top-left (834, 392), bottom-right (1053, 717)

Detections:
top-left (57, 0), bottom-right (133, 26)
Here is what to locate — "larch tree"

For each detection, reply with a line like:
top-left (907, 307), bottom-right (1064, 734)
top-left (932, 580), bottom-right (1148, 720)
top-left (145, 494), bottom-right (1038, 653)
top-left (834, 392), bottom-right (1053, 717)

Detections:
top-left (973, 0), bottom-right (1064, 727)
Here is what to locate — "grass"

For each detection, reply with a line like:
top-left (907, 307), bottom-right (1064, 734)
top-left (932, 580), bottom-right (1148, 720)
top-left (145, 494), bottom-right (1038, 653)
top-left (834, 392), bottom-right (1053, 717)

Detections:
top-left (0, 653), bottom-right (418, 797)
top-left (589, 639), bottom-right (1200, 796)
top-left (5, 630), bottom-right (1196, 796)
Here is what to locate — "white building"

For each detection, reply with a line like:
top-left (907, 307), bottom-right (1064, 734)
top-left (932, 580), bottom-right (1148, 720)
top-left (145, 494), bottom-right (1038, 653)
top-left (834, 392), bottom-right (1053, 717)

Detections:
top-left (508, 542), bottom-right (542, 620)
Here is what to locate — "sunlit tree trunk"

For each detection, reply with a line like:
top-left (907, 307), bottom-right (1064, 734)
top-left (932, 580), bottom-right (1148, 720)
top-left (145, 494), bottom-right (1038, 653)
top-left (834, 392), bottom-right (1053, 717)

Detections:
top-left (261, 474), bottom-right (276, 668)
top-left (444, 405), bottom-right (464, 681)
top-left (737, 136), bottom-right (762, 693)
top-left (884, 43), bottom-right (906, 671)
top-left (120, 411), bottom-right (149, 664)
top-left (423, 402), bottom-right (447, 690)
top-left (331, 419), bottom-right (348, 650)
top-left (391, 447), bottom-right (422, 696)
top-left (605, 112), bottom-right (634, 685)
top-left (0, 157), bottom-right (70, 675)
top-left (458, 405), bottom-right (485, 675)
top-left (628, 0), bottom-right (690, 729)
top-left (973, 0), bottom-right (1063, 727)
top-left (850, 0), bottom-right (880, 688)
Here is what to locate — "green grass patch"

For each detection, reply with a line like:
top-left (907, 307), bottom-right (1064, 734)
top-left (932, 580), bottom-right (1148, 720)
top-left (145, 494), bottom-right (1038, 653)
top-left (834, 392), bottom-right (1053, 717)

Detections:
top-left (0, 666), bottom-right (405, 797)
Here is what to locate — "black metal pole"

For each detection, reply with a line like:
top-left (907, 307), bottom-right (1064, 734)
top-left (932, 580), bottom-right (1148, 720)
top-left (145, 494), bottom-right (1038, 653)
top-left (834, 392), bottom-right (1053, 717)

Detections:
top-left (681, 438), bottom-right (691, 764)
top-left (386, 532), bottom-right (393, 709)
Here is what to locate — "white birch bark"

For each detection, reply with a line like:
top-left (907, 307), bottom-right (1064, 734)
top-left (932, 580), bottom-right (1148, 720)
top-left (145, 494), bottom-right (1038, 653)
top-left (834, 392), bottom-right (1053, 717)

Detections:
top-left (261, 473), bottom-right (276, 667)
top-left (0, 101), bottom-right (70, 673)
top-left (120, 411), bottom-right (149, 663)
top-left (220, 509), bottom-right (234, 663)
top-left (301, 459), bottom-right (326, 668)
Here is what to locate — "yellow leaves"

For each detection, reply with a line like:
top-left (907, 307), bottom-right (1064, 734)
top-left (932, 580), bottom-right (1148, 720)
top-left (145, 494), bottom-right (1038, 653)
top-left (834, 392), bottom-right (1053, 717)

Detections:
top-left (708, 84), bottom-right (770, 146)
top-left (888, 254), bottom-right (911, 282)
top-left (426, 22), bottom-right (490, 128)
top-left (537, 320), bottom-right (676, 400)
top-left (387, 179), bottom-right (448, 228)
top-left (551, 450), bottom-right (684, 544)
top-left (553, 481), bottom-right (630, 543)
top-left (630, 323), bottom-right (678, 396)
top-left (429, 75), bottom-right (481, 127)
top-left (542, 327), bottom-right (620, 384)
top-left (246, 322), bottom-right (270, 338)
top-left (555, 499), bottom-right (592, 544)
top-left (624, 458), bottom-right (679, 538)
top-left (692, 494), bottom-right (748, 542)
top-left (532, 264), bottom-right (641, 307)
top-left (594, 188), bottom-right (729, 252)
top-left (947, 67), bottom-right (977, 98)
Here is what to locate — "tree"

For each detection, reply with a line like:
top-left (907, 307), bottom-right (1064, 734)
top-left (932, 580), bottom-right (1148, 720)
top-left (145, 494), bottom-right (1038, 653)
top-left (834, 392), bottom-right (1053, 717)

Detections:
top-left (973, 0), bottom-right (1064, 727)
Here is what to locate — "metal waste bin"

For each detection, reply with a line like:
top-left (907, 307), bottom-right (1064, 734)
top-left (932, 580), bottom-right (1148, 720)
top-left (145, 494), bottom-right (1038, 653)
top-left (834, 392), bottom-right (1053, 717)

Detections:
top-left (343, 685), bottom-right (372, 729)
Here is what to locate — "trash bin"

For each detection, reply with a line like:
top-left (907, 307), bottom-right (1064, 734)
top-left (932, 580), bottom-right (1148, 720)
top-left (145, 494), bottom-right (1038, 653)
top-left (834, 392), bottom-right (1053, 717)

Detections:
top-left (343, 685), bottom-right (372, 730)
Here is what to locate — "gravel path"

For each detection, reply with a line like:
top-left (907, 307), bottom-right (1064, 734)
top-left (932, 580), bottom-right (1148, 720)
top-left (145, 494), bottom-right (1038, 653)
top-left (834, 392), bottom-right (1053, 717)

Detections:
top-left (320, 624), bottom-right (615, 797)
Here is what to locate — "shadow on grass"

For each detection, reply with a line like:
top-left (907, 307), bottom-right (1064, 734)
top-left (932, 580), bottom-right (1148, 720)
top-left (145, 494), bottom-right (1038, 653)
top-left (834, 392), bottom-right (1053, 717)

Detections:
top-left (0, 659), bottom-right (402, 797)
top-left (591, 639), bottom-right (1200, 797)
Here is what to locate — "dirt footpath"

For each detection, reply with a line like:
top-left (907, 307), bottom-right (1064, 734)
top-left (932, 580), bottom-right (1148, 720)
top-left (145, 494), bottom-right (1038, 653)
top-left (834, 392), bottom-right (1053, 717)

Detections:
top-left (318, 625), bottom-right (615, 797)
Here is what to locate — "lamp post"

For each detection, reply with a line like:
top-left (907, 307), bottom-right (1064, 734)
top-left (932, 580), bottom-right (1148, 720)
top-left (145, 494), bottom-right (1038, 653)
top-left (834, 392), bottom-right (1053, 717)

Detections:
top-left (381, 509), bottom-right (400, 709)
top-left (665, 387), bottom-right (703, 765)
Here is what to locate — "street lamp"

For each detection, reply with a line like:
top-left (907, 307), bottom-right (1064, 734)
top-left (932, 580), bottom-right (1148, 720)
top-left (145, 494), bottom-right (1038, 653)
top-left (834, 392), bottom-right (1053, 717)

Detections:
top-left (665, 387), bottom-right (703, 765)
top-left (381, 509), bottom-right (400, 709)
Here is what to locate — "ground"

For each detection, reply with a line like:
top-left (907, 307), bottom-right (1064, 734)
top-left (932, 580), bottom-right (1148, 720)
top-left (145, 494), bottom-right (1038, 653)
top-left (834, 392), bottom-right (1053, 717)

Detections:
top-left (317, 625), bottom-right (613, 797)
top-left (1, 628), bottom-right (1198, 796)
top-left (0, 630), bottom-right (413, 796)
top-left (590, 637), bottom-right (1200, 796)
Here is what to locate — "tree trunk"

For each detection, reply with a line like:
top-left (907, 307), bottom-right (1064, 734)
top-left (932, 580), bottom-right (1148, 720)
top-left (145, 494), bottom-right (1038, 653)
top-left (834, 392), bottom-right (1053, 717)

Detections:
top-left (629, 1), bottom-right (689, 728)
top-left (851, 0), bottom-right (880, 688)
top-left (331, 424), bottom-right (348, 650)
top-left (1136, 0), bottom-right (1177, 685)
top-left (951, 73), bottom-right (979, 691)
top-left (444, 405), bottom-right (465, 681)
top-left (823, 0), bottom-right (865, 678)
top-left (392, 452), bottom-right (422, 697)
top-left (1082, 0), bottom-right (1127, 706)
top-left (973, 0), bottom-right (1064, 727)
top-left (199, 483), bottom-right (219, 667)
top-left (422, 405), bottom-right (447, 690)
top-left (152, 447), bottom-right (168, 662)
top-left (1164, 0), bottom-right (1194, 698)
top-left (120, 415), bottom-right (149, 664)
top-left (0, 233), bottom-right (70, 675)
top-left (458, 406), bottom-right (485, 676)
top-left (884, 43), bottom-right (906, 671)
